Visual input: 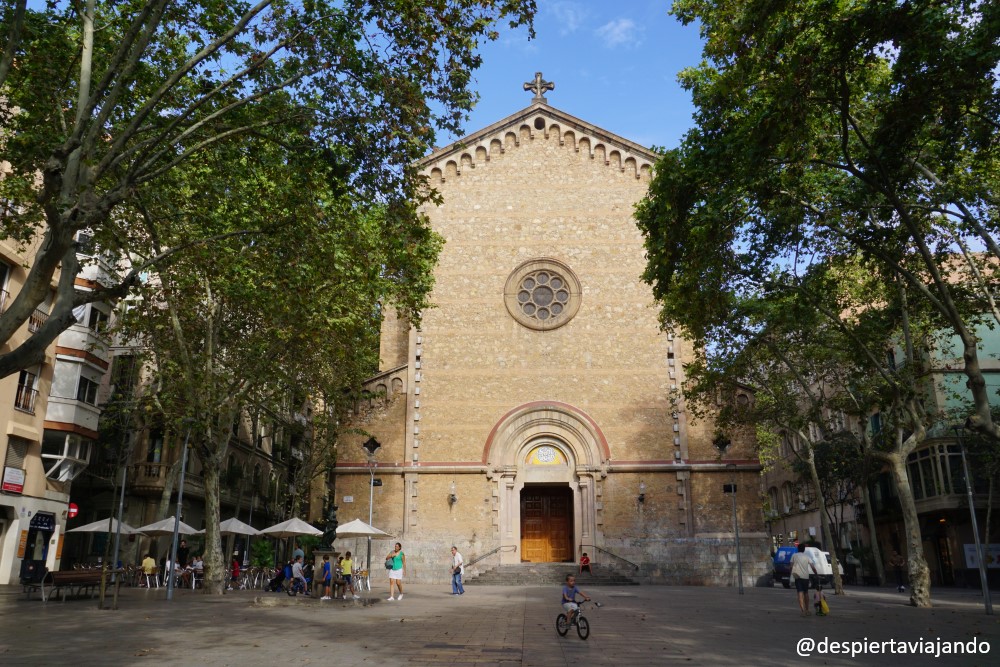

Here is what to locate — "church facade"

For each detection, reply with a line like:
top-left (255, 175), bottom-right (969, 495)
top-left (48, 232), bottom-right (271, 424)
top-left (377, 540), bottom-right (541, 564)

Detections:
top-left (335, 79), bottom-right (768, 586)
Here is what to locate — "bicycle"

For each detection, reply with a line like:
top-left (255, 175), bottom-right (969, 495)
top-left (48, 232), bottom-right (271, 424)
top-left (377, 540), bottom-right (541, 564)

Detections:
top-left (556, 596), bottom-right (601, 640)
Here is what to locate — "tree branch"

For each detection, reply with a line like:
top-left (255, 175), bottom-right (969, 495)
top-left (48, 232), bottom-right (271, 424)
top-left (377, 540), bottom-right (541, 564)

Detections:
top-left (0, 0), bottom-right (26, 90)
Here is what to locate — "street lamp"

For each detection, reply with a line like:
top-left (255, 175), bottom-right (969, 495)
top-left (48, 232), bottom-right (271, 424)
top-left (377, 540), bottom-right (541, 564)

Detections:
top-left (951, 426), bottom-right (993, 615)
top-left (724, 463), bottom-right (744, 595)
top-left (167, 419), bottom-right (195, 601)
top-left (362, 436), bottom-right (381, 571)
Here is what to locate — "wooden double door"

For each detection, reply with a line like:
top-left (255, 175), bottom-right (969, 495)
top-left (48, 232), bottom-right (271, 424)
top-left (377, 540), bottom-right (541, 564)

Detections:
top-left (520, 486), bottom-right (573, 562)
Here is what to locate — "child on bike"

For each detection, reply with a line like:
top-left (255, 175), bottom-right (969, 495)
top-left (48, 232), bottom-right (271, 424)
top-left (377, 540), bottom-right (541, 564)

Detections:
top-left (561, 574), bottom-right (590, 625)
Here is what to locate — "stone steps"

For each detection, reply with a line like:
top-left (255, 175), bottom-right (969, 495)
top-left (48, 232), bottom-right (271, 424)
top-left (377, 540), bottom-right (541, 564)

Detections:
top-left (466, 563), bottom-right (639, 586)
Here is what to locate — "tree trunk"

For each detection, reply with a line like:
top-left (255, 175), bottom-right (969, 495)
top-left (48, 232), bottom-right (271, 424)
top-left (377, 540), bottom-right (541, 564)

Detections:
top-left (806, 450), bottom-right (845, 595)
top-left (202, 463), bottom-right (225, 594)
top-left (887, 455), bottom-right (932, 607)
top-left (862, 485), bottom-right (885, 586)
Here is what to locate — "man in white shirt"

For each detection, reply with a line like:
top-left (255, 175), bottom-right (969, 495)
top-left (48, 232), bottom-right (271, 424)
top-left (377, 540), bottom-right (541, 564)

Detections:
top-left (450, 546), bottom-right (465, 595)
top-left (790, 543), bottom-right (817, 616)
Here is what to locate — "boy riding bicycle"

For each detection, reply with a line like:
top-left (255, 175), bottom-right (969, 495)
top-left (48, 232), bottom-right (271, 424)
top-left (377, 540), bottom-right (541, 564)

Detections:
top-left (561, 574), bottom-right (590, 625)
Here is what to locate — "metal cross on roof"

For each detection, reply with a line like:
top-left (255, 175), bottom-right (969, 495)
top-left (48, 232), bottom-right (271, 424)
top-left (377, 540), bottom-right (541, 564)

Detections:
top-left (523, 72), bottom-right (554, 103)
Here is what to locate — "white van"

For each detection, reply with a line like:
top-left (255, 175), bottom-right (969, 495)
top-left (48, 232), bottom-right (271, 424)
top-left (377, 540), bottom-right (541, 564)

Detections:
top-left (804, 546), bottom-right (844, 586)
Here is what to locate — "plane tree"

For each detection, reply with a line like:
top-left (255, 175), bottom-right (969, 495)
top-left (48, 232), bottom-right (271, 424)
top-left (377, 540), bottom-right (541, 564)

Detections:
top-left (638, 0), bottom-right (999, 606)
top-left (112, 125), bottom-right (442, 593)
top-left (0, 0), bottom-right (536, 377)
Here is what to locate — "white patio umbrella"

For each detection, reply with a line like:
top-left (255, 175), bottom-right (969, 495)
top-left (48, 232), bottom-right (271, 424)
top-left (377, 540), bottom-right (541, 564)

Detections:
top-left (194, 518), bottom-right (261, 536)
top-left (259, 517), bottom-right (323, 538)
top-left (335, 518), bottom-right (392, 539)
top-left (67, 517), bottom-right (144, 535)
top-left (136, 516), bottom-right (199, 536)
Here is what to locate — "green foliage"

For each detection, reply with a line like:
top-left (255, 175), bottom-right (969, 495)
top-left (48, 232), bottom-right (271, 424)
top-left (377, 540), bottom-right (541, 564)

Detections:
top-left (638, 0), bottom-right (1000, 442)
top-left (250, 539), bottom-right (274, 568)
top-left (0, 0), bottom-right (536, 378)
top-left (297, 534), bottom-right (322, 556)
top-left (639, 0), bottom-right (999, 606)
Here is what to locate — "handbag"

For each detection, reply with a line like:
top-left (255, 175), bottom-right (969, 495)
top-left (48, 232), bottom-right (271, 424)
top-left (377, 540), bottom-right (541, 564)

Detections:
top-left (385, 557), bottom-right (394, 570)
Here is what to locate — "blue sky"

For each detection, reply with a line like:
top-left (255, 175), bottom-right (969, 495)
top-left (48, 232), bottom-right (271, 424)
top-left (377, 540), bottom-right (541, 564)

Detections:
top-left (442, 1), bottom-right (706, 151)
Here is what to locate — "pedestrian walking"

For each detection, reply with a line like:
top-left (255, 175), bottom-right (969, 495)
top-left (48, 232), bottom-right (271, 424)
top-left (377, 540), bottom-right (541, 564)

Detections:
top-left (387, 542), bottom-right (406, 601)
top-left (450, 546), bottom-right (465, 595)
top-left (790, 543), bottom-right (817, 616)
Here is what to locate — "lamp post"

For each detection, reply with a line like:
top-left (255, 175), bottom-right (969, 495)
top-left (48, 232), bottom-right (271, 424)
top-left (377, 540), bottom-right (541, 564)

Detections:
top-left (362, 436), bottom-right (381, 571)
top-left (245, 491), bottom-right (257, 566)
top-left (725, 463), bottom-right (744, 595)
top-left (951, 426), bottom-right (993, 615)
top-left (167, 420), bottom-right (195, 601)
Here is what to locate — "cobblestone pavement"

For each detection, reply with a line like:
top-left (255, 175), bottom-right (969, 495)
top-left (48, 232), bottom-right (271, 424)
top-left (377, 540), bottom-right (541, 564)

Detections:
top-left (0, 582), bottom-right (997, 666)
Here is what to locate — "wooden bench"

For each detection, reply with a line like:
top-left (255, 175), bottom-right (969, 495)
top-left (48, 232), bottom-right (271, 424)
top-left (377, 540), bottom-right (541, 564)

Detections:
top-left (40, 569), bottom-right (119, 602)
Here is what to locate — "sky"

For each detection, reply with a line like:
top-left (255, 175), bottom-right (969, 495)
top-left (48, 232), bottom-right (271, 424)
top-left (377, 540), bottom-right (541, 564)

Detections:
top-left (440, 0), bottom-right (706, 151)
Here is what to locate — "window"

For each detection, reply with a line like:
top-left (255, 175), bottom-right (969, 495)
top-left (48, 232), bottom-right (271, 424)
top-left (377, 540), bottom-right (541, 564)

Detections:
top-left (28, 306), bottom-right (49, 332)
top-left (781, 483), bottom-right (794, 513)
top-left (75, 231), bottom-right (95, 255)
top-left (77, 377), bottom-right (99, 405)
top-left (781, 432), bottom-right (794, 457)
top-left (768, 487), bottom-right (779, 514)
top-left (41, 432), bottom-right (92, 482)
top-left (111, 355), bottom-right (138, 396)
top-left (0, 261), bottom-right (10, 312)
top-left (907, 444), bottom-right (967, 500)
top-left (88, 307), bottom-right (108, 332)
top-left (870, 412), bottom-right (883, 435)
top-left (147, 431), bottom-right (164, 463)
top-left (799, 483), bottom-right (815, 509)
top-left (15, 369), bottom-right (39, 413)
top-left (504, 258), bottom-right (582, 331)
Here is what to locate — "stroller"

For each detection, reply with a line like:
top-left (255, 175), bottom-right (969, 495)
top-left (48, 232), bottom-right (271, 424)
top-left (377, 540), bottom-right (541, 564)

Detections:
top-left (287, 562), bottom-right (312, 597)
top-left (266, 562), bottom-right (290, 592)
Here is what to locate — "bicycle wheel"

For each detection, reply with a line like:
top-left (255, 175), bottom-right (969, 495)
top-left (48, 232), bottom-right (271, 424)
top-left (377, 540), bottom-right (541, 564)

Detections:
top-left (556, 613), bottom-right (569, 636)
top-left (576, 616), bottom-right (590, 640)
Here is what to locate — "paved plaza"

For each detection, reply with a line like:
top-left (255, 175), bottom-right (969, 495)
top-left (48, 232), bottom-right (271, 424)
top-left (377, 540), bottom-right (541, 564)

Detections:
top-left (0, 582), bottom-right (997, 666)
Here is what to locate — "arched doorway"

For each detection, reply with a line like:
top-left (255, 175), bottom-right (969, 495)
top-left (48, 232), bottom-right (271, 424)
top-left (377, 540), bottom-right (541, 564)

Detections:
top-left (483, 402), bottom-right (610, 565)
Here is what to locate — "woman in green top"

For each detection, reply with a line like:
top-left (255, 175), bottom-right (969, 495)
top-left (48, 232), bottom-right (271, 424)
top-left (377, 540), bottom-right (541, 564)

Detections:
top-left (386, 542), bottom-right (406, 601)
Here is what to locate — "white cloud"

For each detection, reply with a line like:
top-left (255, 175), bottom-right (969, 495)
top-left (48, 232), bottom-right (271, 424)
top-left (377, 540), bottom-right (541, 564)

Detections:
top-left (548, 1), bottom-right (589, 36)
top-left (595, 18), bottom-right (642, 48)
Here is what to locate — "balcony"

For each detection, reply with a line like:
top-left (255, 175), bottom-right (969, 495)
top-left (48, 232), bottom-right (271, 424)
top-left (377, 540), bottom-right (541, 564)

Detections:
top-left (44, 394), bottom-right (101, 433)
top-left (28, 307), bottom-right (49, 333)
top-left (128, 462), bottom-right (251, 508)
top-left (14, 384), bottom-right (38, 414)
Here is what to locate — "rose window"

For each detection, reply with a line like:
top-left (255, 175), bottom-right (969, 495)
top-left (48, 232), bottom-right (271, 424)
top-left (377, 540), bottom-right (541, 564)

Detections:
top-left (516, 271), bottom-right (570, 322)
top-left (504, 258), bottom-right (582, 331)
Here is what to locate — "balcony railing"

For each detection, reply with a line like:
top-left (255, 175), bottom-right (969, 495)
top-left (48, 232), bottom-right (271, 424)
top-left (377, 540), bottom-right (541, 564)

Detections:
top-left (128, 462), bottom-right (249, 506)
top-left (131, 462), bottom-right (170, 491)
top-left (28, 307), bottom-right (49, 333)
top-left (14, 384), bottom-right (38, 414)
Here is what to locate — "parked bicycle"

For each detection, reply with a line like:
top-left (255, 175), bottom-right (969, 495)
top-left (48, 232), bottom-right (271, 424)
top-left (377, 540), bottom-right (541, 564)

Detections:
top-left (556, 596), bottom-right (600, 640)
